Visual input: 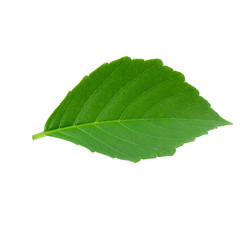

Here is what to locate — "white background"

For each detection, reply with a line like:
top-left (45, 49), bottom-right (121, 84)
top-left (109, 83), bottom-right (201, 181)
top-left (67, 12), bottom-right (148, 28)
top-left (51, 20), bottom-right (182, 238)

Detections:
top-left (0, 0), bottom-right (239, 239)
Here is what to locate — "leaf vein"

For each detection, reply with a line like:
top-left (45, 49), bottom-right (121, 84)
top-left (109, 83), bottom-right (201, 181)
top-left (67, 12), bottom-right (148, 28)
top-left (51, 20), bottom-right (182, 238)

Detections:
top-left (95, 125), bottom-right (164, 152)
top-left (58, 130), bottom-right (94, 151)
top-left (78, 127), bottom-right (129, 159)
top-left (142, 90), bottom-right (197, 117)
top-left (73, 59), bottom-right (126, 125)
top-left (96, 62), bottom-right (158, 121)
top-left (119, 73), bottom-right (182, 119)
top-left (120, 122), bottom-right (189, 141)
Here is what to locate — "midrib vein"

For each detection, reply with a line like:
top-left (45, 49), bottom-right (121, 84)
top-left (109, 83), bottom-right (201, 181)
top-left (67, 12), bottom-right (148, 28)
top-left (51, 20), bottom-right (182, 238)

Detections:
top-left (32, 118), bottom-right (230, 140)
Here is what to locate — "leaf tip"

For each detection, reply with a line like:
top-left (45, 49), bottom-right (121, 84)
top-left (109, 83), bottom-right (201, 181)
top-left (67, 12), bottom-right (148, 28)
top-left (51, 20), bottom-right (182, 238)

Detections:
top-left (220, 119), bottom-right (233, 126)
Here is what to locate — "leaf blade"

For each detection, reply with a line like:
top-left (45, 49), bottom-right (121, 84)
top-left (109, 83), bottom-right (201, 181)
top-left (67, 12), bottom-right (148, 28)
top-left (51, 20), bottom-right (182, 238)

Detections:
top-left (33, 57), bottom-right (231, 162)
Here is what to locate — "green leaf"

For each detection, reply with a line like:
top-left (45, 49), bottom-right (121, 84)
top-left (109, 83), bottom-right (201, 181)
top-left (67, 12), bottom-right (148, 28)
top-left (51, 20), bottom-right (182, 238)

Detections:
top-left (32, 57), bottom-right (231, 162)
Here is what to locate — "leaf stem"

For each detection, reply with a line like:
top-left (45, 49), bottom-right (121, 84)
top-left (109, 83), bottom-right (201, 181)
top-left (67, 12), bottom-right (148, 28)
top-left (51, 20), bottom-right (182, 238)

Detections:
top-left (32, 132), bottom-right (46, 140)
